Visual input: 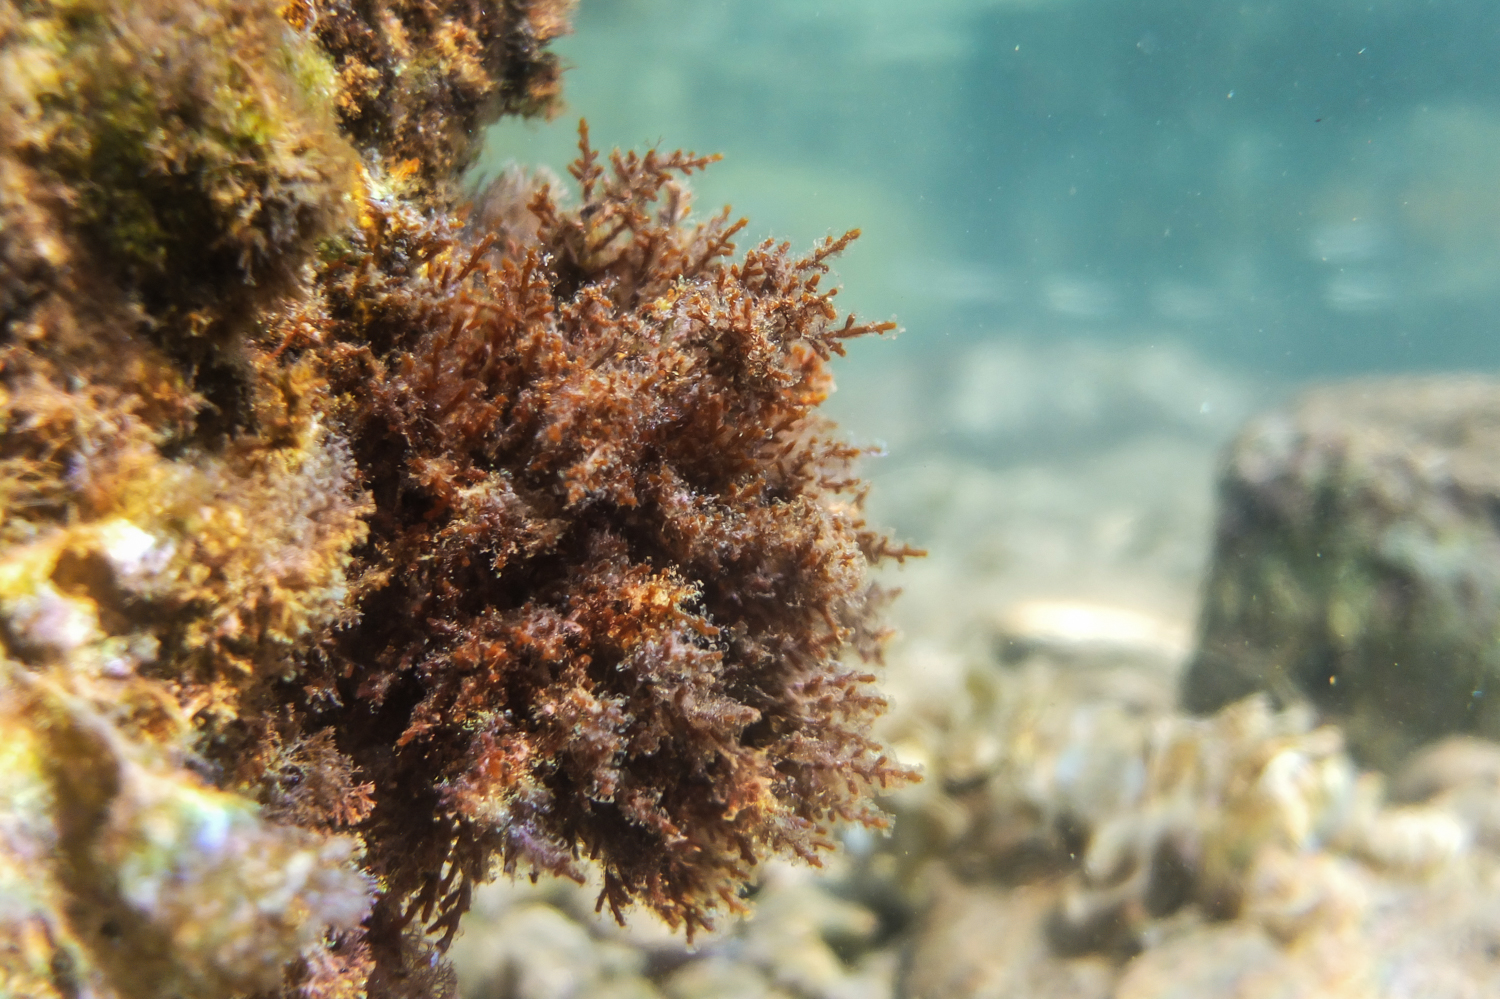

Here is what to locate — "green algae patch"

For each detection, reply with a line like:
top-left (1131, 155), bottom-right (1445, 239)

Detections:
top-left (20, 0), bottom-right (358, 344)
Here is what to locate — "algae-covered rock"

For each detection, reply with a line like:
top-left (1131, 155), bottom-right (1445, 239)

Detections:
top-left (0, 0), bottom-right (921, 994)
top-left (0, 664), bottom-right (373, 999)
top-left (2, 0), bottom-right (359, 396)
top-left (1183, 377), bottom-right (1500, 768)
top-left (881, 637), bottom-right (1500, 999)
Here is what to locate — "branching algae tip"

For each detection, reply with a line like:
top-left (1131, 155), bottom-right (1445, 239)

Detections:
top-left (0, 0), bottom-right (921, 995)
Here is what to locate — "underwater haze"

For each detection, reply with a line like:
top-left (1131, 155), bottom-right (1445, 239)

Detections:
top-left (482, 0), bottom-right (1500, 380)
top-left (457, 7), bottom-right (1500, 997)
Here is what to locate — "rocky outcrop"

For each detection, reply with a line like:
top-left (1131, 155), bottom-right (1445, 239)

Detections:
top-left (1183, 377), bottom-right (1500, 768)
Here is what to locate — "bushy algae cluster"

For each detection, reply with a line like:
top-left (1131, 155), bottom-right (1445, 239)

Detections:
top-left (0, 1), bottom-right (916, 996)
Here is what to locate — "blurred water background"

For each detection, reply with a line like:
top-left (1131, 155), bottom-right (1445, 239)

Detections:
top-left (481, 0), bottom-right (1500, 382)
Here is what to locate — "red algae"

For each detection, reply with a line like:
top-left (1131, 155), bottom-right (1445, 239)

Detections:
top-left (292, 123), bottom-right (920, 955)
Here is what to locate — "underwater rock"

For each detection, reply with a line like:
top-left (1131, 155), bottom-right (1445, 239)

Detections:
top-left (1111, 867), bottom-right (1500, 999)
top-left (1389, 735), bottom-right (1500, 852)
top-left (0, 665), bottom-right (373, 999)
top-left (659, 958), bottom-right (776, 999)
top-left (447, 900), bottom-right (654, 999)
top-left (885, 647), bottom-right (1500, 998)
top-left (990, 599), bottom-right (1191, 671)
top-left (900, 876), bottom-right (1116, 999)
top-left (1110, 923), bottom-right (1285, 999)
top-left (447, 863), bottom-right (897, 999)
top-left (1183, 376), bottom-right (1500, 768)
top-left (726, 868), bottom-right (887, 999)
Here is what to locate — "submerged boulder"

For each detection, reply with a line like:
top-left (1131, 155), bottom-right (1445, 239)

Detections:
top-left (1183, 376), bottom-right (1500, 767)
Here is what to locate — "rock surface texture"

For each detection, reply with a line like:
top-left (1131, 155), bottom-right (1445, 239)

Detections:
top-left (1183, 376), bottom-right (1500, 768)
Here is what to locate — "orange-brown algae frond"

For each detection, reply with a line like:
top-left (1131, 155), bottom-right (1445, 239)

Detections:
top-left (298, 0), bottom-right (577, 193)
top-left (302, 121), bottom-right (919, 949)
top-left (259, 728), bottom-right (377, 832)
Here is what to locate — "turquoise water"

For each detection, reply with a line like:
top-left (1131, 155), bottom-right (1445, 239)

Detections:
top-left (482, 0), bottom-right (1500, 381)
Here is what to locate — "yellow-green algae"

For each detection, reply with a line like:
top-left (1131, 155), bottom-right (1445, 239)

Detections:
top-left (18, 0), bottom-right (356, 317)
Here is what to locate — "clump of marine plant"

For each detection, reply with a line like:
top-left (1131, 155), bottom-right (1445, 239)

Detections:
top-left (0, 0), bottom-right (918, 994)
top-left (289, 125), bottom-right (920, 950)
